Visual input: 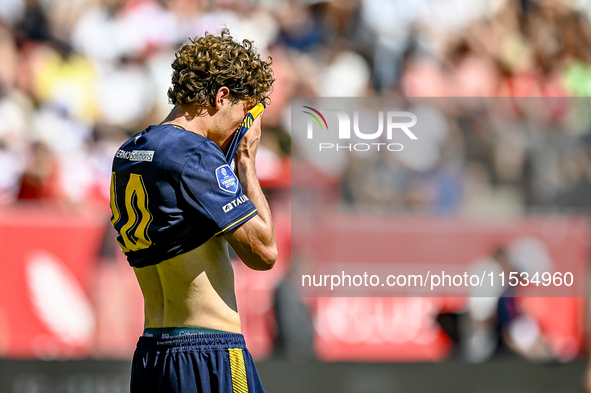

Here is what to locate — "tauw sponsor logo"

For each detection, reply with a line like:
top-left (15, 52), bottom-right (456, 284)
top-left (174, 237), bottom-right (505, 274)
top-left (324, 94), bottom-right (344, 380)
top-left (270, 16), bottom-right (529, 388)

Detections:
top-left (222, 195), bottom-right (249, 213)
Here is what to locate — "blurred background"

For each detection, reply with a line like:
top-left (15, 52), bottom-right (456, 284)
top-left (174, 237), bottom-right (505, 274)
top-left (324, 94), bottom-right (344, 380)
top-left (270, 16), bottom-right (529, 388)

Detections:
top-left (1, 0), bottom-right (591, 392)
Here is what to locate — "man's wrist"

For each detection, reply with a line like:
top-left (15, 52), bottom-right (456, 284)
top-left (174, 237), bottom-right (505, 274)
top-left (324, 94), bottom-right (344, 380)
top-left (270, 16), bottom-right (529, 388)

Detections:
top-left (236, 156), bottom-right (255, 171)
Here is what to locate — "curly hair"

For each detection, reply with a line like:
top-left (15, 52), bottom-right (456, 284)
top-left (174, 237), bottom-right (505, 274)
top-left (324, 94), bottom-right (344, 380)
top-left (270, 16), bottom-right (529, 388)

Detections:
top-left (167, 29), bottom-right (274, 108)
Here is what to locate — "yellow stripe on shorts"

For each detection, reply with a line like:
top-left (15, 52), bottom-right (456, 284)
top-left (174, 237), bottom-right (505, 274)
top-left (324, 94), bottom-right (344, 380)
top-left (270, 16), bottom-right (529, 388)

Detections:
top-left (228, 348), bottom-right (249, 393)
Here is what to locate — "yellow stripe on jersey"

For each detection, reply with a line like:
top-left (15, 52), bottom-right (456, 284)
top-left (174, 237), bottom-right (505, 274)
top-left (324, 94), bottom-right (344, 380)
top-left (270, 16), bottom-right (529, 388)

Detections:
top-left (215, 209), bottom-right (258, 236)
top-left (228, 348), bottom-right (249, 393)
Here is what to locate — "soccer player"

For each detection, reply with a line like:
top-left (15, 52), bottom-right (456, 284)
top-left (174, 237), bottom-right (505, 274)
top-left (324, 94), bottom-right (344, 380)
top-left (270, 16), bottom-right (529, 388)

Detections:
top-left (109, 29), bottom-right (276, 393)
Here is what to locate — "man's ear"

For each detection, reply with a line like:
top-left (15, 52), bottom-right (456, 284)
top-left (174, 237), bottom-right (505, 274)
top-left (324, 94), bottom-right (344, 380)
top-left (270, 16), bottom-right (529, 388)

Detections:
top-left (215, 87), bottom-right (231, 110)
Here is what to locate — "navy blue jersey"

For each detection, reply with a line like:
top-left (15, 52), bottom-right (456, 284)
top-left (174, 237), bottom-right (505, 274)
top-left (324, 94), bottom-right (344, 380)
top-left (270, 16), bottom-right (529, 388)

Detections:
top-left (109, 124), bottom-right (257, 267)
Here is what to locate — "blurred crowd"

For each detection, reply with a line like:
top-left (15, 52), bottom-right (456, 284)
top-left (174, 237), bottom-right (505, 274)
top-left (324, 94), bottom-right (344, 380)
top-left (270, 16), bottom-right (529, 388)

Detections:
top-left (337, 97), bottom-right (591, 216)
top-left (1, 0), bottom-right (591, 212)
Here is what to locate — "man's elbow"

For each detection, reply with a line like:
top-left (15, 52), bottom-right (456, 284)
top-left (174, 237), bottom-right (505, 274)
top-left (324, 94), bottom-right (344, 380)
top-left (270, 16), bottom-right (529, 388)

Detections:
top-left (252, 245), bottom-right (278, 271)
top-left (260, 245), bottom-right (278, 270)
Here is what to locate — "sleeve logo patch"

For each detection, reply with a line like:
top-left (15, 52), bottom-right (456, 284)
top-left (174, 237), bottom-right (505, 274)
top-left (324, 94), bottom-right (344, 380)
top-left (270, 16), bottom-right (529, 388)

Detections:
top-left (215, 165), bottom-right (238, 194)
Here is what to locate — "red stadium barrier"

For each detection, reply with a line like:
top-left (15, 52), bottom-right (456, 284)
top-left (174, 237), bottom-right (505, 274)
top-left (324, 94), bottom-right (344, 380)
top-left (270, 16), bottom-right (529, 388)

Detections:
top-left (0, 204), bottom-right (107, 358)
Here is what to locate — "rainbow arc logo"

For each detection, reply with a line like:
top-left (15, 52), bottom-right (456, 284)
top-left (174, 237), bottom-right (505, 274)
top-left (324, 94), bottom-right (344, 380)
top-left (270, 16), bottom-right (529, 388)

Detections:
top-left (302, 106), bottom-right (328, 130)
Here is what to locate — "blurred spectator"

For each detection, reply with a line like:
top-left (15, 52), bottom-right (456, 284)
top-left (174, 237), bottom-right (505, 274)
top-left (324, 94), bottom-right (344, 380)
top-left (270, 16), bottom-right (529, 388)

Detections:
top-left (17, 141), bottom-right (62, 200)
top-left (464, 246), bottom-right (556, 363)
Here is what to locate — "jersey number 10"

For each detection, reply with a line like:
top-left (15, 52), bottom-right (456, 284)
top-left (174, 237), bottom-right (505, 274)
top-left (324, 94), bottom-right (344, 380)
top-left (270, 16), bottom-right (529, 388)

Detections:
top-left (110, 173), bottom-right (153, 252)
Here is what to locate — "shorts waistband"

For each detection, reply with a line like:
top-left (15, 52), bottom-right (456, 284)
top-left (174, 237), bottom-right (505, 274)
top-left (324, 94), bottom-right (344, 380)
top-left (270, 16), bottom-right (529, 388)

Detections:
top-left (137, 329), bottom-right (246, 350)
top-left (143, 327), bottom-right (232, 337)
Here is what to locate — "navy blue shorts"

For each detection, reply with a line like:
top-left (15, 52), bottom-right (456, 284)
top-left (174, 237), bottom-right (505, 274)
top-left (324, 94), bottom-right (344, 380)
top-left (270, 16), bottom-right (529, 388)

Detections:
top-left (131, 329), bottom-right (265, 393)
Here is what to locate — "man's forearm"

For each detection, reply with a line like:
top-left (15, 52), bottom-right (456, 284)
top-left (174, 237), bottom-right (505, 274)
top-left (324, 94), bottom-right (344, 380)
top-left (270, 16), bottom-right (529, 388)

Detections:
top-left (236, 159), bottom-right (275, 244)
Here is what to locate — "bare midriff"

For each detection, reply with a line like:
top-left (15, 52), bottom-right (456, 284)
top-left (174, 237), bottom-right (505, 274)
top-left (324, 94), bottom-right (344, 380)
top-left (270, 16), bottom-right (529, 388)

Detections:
top-left (133, 236), bottom-right (241, 334)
